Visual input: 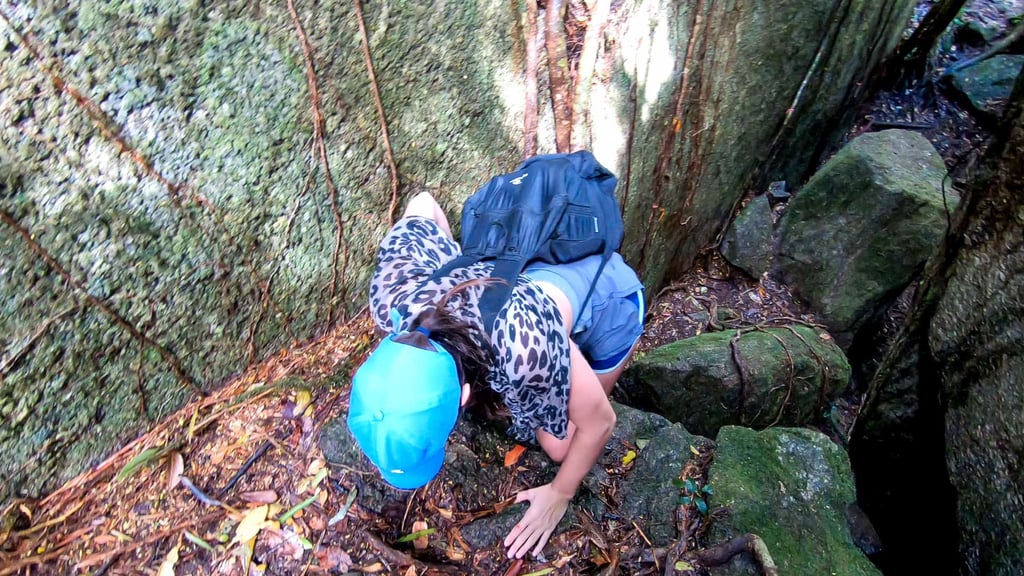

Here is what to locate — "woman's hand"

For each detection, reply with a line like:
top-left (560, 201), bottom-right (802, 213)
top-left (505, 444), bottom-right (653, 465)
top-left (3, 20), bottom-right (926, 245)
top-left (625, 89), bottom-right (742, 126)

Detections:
top-left (504, 483), bottom-right (573, 559)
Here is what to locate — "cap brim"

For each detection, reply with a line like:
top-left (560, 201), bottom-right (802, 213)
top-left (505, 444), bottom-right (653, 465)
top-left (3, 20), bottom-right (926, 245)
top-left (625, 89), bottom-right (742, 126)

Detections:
top-left (379, 446), bottom-right (445, 490)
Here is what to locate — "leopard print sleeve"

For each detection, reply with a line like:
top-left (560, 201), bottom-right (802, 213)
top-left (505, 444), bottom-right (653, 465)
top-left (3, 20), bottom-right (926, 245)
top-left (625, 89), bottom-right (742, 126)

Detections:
top-left (368, 216), bottom-right (460, 331)
top-left (489, 278), bottom-right (572, 443)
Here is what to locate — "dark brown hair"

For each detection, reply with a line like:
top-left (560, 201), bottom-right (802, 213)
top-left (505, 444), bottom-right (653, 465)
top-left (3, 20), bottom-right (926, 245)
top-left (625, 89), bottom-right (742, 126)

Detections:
top-left (393, 278), bottom-right (504, 415)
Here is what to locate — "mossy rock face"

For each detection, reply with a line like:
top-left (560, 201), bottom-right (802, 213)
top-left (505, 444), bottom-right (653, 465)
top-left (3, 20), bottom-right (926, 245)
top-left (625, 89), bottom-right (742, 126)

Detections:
top-left (0, 1), bottom-right (521, 499)
top-left (619, 325), bottom-right (850, 438)
top-left (707, 426), bottom-right (880, 576)
top-left (0, 0), bottom-right (921, 499)
top-left (775, 129), bottom-right (953, 347)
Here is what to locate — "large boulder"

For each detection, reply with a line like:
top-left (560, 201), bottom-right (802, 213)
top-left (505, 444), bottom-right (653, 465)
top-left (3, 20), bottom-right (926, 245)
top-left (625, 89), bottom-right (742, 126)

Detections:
top-left (618, 325), bottom-right (850, 437)
top-left (719, 194), bottom-right (774, 279)
top-left (775, 129), bottom-right (953, 347)
top-left (948, 55), bottom-right (1024, 124)
top-left (707, 426), bottom-right (880, 576)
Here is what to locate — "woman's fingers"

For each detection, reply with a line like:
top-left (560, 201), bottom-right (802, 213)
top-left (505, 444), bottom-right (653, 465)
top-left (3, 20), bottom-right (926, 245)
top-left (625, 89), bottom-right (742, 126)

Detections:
top-left (532, 528), bottom-right (555, 557)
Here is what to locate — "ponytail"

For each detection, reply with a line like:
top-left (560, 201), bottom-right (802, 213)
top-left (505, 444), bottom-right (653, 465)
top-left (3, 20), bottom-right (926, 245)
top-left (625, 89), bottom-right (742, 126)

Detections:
top-left (394, 278), bottom-right (502, 407)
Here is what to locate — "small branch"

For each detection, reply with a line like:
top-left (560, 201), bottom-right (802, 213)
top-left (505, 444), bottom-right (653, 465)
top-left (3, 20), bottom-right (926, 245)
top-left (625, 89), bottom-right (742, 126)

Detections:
top-left (571, 0), bottom-right (612, 151)
top-left (353, 0), bottom-right (401, 226)
top-left (218, 439), bottom-right (273, 497)
top-left (523, 0), bottom-right (540, 159)
top-left (0, 210), bottom-right (201, 394)
top-left (545, 0), bottom-right (572, 152)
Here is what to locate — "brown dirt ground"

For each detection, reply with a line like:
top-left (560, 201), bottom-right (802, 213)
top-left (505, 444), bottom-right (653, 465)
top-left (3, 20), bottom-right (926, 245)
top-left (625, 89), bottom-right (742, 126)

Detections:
top-left (1, 3), bottom-right (1013, 574)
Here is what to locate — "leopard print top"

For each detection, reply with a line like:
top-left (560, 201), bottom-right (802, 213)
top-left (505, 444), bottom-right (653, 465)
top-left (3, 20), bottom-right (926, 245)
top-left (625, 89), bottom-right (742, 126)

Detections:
top-left (368, 216), bottom-right (571, 443)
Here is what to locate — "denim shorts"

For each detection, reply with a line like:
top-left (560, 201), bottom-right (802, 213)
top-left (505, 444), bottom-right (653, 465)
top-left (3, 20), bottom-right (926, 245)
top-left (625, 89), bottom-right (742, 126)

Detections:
top-left (524, 253), bottom-right (644, 374)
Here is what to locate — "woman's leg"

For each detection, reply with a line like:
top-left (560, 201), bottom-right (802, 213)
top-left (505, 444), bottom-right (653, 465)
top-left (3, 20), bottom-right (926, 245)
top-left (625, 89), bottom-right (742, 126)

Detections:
top-left (403, 191), bottom-right (453, 238)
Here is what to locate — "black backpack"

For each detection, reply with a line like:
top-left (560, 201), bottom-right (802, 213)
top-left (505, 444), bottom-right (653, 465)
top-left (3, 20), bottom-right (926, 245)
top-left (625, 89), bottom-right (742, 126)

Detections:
top-left (432, 150), bottom-right (624, 332)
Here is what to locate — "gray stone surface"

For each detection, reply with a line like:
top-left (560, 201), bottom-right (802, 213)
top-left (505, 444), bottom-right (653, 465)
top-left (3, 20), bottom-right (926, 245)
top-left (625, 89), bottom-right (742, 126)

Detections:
top-left (707, 426), bottom-right (880, 576)
top-left (775, 129), bottom-right (953, 347)
top-left (619, 325), bottom-right (850, 437)
top-left (949, 55), bottom-right (1024, 122)
top-left (720, 194), bottom-right (774, 278)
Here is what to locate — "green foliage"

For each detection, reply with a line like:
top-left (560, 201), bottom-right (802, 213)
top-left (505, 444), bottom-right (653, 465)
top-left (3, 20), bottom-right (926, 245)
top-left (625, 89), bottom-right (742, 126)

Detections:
top-left (673, 477), bottom-right (714, 515)
top-left (396, 528), bottom-right (436, 543)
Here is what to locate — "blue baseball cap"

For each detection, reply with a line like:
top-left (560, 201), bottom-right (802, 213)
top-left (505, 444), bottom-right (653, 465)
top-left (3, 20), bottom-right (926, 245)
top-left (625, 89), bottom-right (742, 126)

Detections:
top-left (347, 330), bottom-right (461, 490)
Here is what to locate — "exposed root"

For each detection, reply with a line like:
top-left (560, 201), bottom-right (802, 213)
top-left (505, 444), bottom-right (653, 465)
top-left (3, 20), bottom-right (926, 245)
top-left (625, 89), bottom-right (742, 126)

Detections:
top-left (353, 0), bottom-right (401, 227)
top-left (545, 0), bottom-right (573, 152)
top-left (0, 210), bottom-right (201, 394)
top-left (523, 0), bottom-right (540, 159)
top-left (287, 0), bottom-right (348, 327)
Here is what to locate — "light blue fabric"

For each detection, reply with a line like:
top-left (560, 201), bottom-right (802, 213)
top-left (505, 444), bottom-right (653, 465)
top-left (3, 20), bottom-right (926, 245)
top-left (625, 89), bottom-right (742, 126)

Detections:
top-left (524, 253), bottom-right (644, 368)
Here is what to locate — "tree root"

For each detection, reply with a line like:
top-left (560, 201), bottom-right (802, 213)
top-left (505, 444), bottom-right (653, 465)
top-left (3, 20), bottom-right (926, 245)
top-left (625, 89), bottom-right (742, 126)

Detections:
top-left (545, 0), bottom-right (573, 152)
top-left (287, 0), bottom-right (348, 327)
top-left (353, 0), bottom-right (401, 227)
top-left (523, 0), bottom-right (540, 159)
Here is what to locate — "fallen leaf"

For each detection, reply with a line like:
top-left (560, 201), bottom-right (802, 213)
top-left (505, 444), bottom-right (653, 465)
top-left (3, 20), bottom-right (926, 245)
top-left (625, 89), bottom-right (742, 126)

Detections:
top-left (621, 450), bottom-right (637, 466)
top-left (315, 547), bottom-right (353, 571)
top-left (403, 566), bottom-right (417, 576)
top-left (157, 542), bottom-right (179, 576)
top-left (328, 488), bottom-right (358, 526)
top-left (294, 389), bottom-right (313, 417)
top-left (239, 490), bottom-right (278, 504)
top-left (232, 505), bottom-right (269, 545)
top-left (183, 530), bottom-right (216, 553)
top-left (504, 444), bottom-right (527, 467)
top-left (361, 562), bottom-right (384, 573)
top-left (411, 520), bottom-right (429, 550)
top-left (675, 560), bottom-right (694, 571)
top-left (397, 528), bottom-right (435, 543)
top-left (306, 510), bottom-right (325, 531)
top-left (166, 452), bottom-right (183, 492)
top-left (446, 546), bottom-right (466, 561)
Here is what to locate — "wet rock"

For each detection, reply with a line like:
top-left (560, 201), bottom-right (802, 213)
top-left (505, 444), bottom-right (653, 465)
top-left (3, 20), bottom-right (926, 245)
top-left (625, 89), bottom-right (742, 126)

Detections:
top-left (775, 130), bottom-right (952, 348)
top-left (707, 426), bottom-right (880, 576)
top-left (619, 325), bottom-right (849, 438)
top-left (948, 55), bottom-right (1024, 125)
top-left (617, 421), bottom-right (713, 546)
top-left (720, 194), bottom-right (774, 279)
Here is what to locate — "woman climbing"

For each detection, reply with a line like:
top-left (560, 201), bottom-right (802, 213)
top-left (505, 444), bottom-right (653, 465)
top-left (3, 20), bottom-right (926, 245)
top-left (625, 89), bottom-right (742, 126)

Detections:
top-left (347, 190), bottom-right (645, 559)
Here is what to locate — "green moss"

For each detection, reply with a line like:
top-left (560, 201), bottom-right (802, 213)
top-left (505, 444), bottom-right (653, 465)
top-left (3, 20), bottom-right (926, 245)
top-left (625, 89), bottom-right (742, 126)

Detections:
top-left (709, 426), bottom-right (879, 575)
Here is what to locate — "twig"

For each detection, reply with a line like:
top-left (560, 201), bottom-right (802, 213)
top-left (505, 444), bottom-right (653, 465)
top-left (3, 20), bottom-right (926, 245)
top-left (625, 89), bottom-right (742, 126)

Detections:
top-left (0, 210), bottom-right (201, 394)
top-left (523, 0), bottom-right (540, 159)
top-left (571, 0), bottom-right (612, 151)
top-left (545, 0), bottom-right (572, 152)
top-left (353, 0), bottom-right (400, 226)
top-left (632, 519), bottom-right (659, 573)
top-left (287, 0), bottom-right (347, 327)
top-left (218, 440), bottom-right (273, 497)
